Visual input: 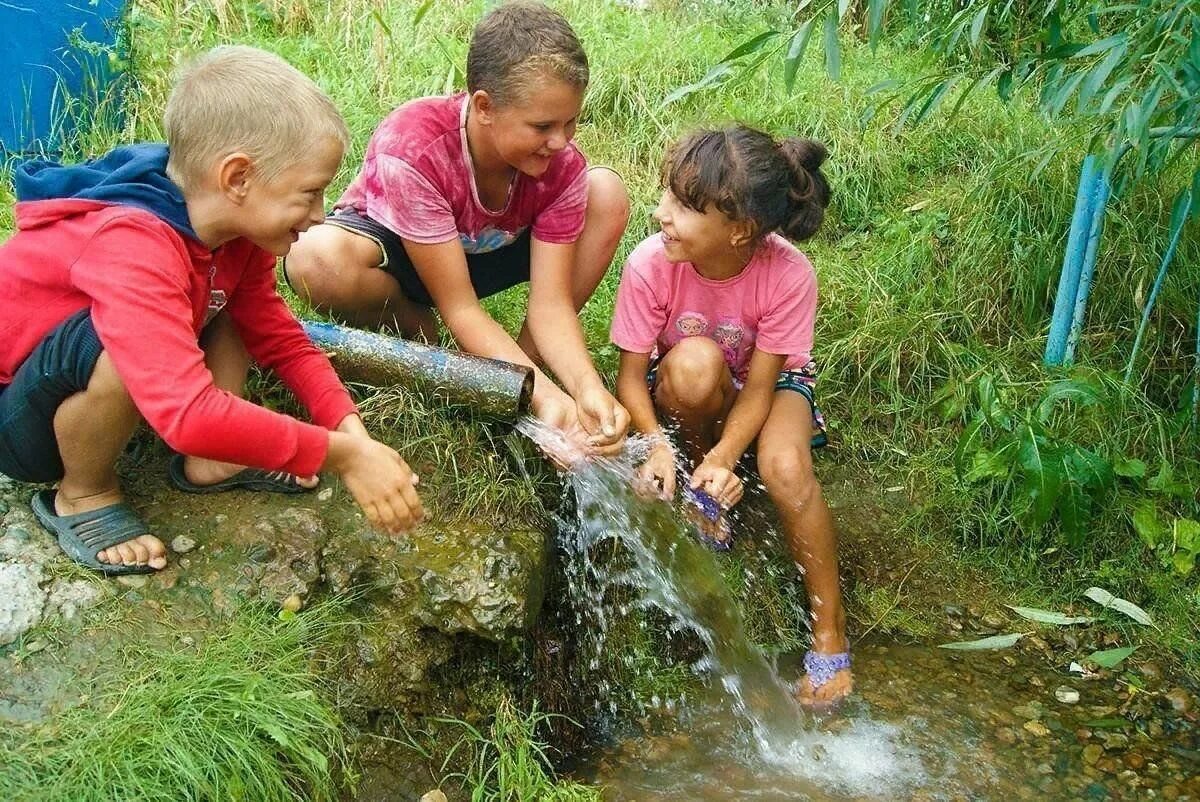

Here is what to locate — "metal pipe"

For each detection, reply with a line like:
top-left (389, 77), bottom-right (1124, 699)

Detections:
top-left (302, 320), bottom-right (534, 422)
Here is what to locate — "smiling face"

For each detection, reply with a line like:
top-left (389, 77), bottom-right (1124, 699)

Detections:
top-left (477, 76), bottom-right (584, 178)
top-left (239, 136), bottom-right (343, 256)
top-left (652, 188), bottom-right (747, 267)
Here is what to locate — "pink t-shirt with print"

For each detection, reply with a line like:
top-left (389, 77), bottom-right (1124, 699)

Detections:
top-left (335, 93), bottom-right (588, 254)
top-left (610, 233), bottom-right (817, 384)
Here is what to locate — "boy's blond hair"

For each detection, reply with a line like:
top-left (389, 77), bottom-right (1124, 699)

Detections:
top-left (163, 45), bottom-right (349, 191)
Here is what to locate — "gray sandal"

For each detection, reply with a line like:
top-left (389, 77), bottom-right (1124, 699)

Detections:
top-left (31, 489), bottom-right (159, 576)
top-left (167, 454), bottom-right (313, 495)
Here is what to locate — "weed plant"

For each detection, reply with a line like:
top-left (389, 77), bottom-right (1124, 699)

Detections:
top-left (0, 604), bottom-right (350, 802)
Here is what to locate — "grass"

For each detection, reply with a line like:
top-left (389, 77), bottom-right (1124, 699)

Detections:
top-left (0, 603), bottom-right (350, 802)
top-left (2, 0), bottom-right (1200, 791)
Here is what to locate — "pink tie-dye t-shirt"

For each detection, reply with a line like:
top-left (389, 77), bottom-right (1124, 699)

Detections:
top-left (610, 233), bottom-right (817, 384)
top-left (335, 93), bottom-right (588, 253)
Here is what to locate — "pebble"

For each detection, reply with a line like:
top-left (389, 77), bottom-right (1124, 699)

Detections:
top-left (170, 536), bottom-right (196, 554)
top-left (995, 727), bottom-right (1017, 745)
top-left (116, 574), bottom-right (149, 589)
top-left (419, 791), bottom-right (447, 802)
top-left (1055, 686), bottom-right (1081, 704)
top-left (1083, 744), bottom-right (1104, 765)
top-left (1123, 752), bottom-right (1145, 770)
top-left (1164, 687), bottom-right (1192, 715)
top-left (317, 487), bottom-right (333, 502)
top-left (1023, 720), bottom-right (1051, 737)
top-left (1103, 733), bottom-right (1129, 751)
top-left (281, 594), bottom-right (303, 613)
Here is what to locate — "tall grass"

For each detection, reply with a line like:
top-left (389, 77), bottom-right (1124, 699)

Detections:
top-left (0, 604), bottom-right (350, 802)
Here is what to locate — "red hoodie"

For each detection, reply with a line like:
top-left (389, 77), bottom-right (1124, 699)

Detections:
top-left (0, 197), bottom-right (357, 477)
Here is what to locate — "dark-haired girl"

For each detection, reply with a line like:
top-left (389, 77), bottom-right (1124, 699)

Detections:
top-left (610, 125), bottom-right (851, 706)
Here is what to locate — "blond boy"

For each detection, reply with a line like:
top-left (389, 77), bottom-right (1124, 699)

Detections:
top-left (0, 46), bottom-right (423, 576)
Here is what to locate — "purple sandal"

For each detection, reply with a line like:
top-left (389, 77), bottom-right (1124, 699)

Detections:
top-left (682, 486), bottom-right (732, 551)
top-left (802, 649), bottom-right (852, 693)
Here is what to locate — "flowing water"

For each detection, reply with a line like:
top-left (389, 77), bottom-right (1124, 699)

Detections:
top-left (516, 417), bottom-right (1200, 801)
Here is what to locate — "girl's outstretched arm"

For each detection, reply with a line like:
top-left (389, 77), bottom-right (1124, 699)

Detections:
top-left (617, 349), bottom-right (676, 500)
top-left (691, 349), bottom-right (785, 507)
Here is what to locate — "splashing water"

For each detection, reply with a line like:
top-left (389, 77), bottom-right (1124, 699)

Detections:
top-left (516, 417), bottom-right (926, 797)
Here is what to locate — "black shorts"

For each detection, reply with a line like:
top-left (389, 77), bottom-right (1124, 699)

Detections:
top-left (318, 207), bottom-right (532, 307)
top-left (0, 310), bottom-right (104, 483)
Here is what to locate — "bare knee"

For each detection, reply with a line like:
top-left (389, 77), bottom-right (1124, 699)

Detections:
top-left (659, 337), bottom-right (727, 411)
top-left (284, 225), bottom-right (378, 309)
top-left (760, 446), bottom-right (820, 506)
top-left (586, 167), bottom-right (630, 244)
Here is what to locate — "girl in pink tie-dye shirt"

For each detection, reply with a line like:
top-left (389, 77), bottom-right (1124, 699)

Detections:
top-left (610, 125), bottom-right (851, 708)
top-left (287, 1), bottom-right (630, 459)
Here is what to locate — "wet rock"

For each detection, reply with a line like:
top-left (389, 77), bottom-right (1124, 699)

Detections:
top-left (1161, 785), bottom-right (1180, 800)
top-left (995, 727), bottom-right (1017, 745)
top-left (1102, 732), bottom-right (1129, 751)
top-left (0, 562), bottom-right (45, 644)
top-left (1075, 728), bottom-right (1092, 743)
top-left (1023, 720), bottom-right (1051, 737)
top-left (0, 524), bottom-right (58, 566)
top-left (1123, 751), bottom-right (1145, 770)
top-left (419, 792), bottom-right (447, 802)
top-left (1164, 687), bottom-right (1192, 715)
top-left (317, 487), bottom-right (333, 502)
top-left (170, 535), bottom-right (196, 554)
top-left (116, 574), bottom-right (149, 590)
top-left (1083, 744), bottom-right (1104, 765)
top-left (241, 508), bottom-right (322, 604)
top-left (1055, 686), bottom-right (1081, 704)
top-left (45, 579), bottom-right (102, 621)
top-left (281, 594), bottom-right (302, 613)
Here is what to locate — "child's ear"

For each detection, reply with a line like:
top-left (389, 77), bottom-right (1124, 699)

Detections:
top-left (729, 220), bottom-right (755, 248)
top-left (471, 90), bottom-right (496, 125)
top-left (216, 152), bottom-right (255, 204)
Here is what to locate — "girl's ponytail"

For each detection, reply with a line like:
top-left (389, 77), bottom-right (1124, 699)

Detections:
top-left (777, 138), bottom-right (831, 242)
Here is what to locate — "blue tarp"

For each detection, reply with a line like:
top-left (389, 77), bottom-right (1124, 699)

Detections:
top-left (0, 1), bottom-right (127, 155)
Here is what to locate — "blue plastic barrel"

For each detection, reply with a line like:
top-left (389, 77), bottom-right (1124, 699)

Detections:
top-left (0, 1), bottom-right (127, 155)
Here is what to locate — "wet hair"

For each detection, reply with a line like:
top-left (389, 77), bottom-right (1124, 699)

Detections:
top-left (466, 1), bottom-right (589, 107)
top-left (164, 45), bottom-right (348, 191)
top-left (661, 125), bottom-right (831, 242)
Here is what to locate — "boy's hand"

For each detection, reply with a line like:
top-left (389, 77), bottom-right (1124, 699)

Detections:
top-left (575, 382), bottom-right (630, 456)
top-left (690, 456), bottom-right (743, 509)
top-left (635, 441), bottom-right (677, 501)
top-left (328, 428), bottom-right (424, 535)
top-left (531, 391), bottom-right (588, 467)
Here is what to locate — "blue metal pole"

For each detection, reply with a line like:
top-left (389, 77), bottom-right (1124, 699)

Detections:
top-left (1063, 163), bottom-right (1113, 365)
top-left (1044, 155), bottom-right (1099, 366)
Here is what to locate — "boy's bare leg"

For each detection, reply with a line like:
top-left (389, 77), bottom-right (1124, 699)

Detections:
top-left (285, 224), bottom-right (437, 340)
top-left (757, 391), bottom-right (851, 705)
top-left (517, 167), bottom-right (630, 363)
top-left (53, 352), bottom-right (167, 569)
top-left (177, 313), bottom-right (319, 489)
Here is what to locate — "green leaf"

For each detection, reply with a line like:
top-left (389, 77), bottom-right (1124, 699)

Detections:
top-left (1072, 33), bottom-right (1128, 59)
top-left (1174, 518), bottom-right (1200, 552)
top-left (412, 0), bottom-right (434, 28)
top-left (1007, 605), bottom-right (1096, 625)
top-left (914, 76), bottom-right (961, 125)
top-left (1018, 425), bottom-right (1062, 528)
top-left (954, 418), bottom-right (987, 479)
top-left (1112, 456), bottom-right (1147, 478)
top-left (718, 29), bottom-right (780, 64)
top-left (838, 0), bottom-right (853, 20)
top-left (1172, 550), bottom-right (1196, 576)
top-left (1058, 480), bottom-right (1090, 547)
top-left (997, 68), bottom-right (1014, 101)
top-left (1086, 646), bottom-right (1137, 669)
top-left (969, 5), bottom-right (989, 50)
top-left (823, 12), bottom-right (841, 82)
top-left (1084, 717), bottom-right (1131, 729)
top-left (661, 63), bottom-right (734, 106)
top-left (867, 0), bottom-right (890, 50)
top-left (964, 444), bottom-right (1016, 483)
top-left (1083, 587), bottom-right (1155, 626)
top-left (783, 20), bottom-right (817, 92)
top-left (939, 632), bottom-right (1026, 650)
top-left (370, 8), bottom-right (394, 39)
top-left (1131, 502), bottom-right (1164, 549)
top-left (1078, 42), bottom-right (1128, 112)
